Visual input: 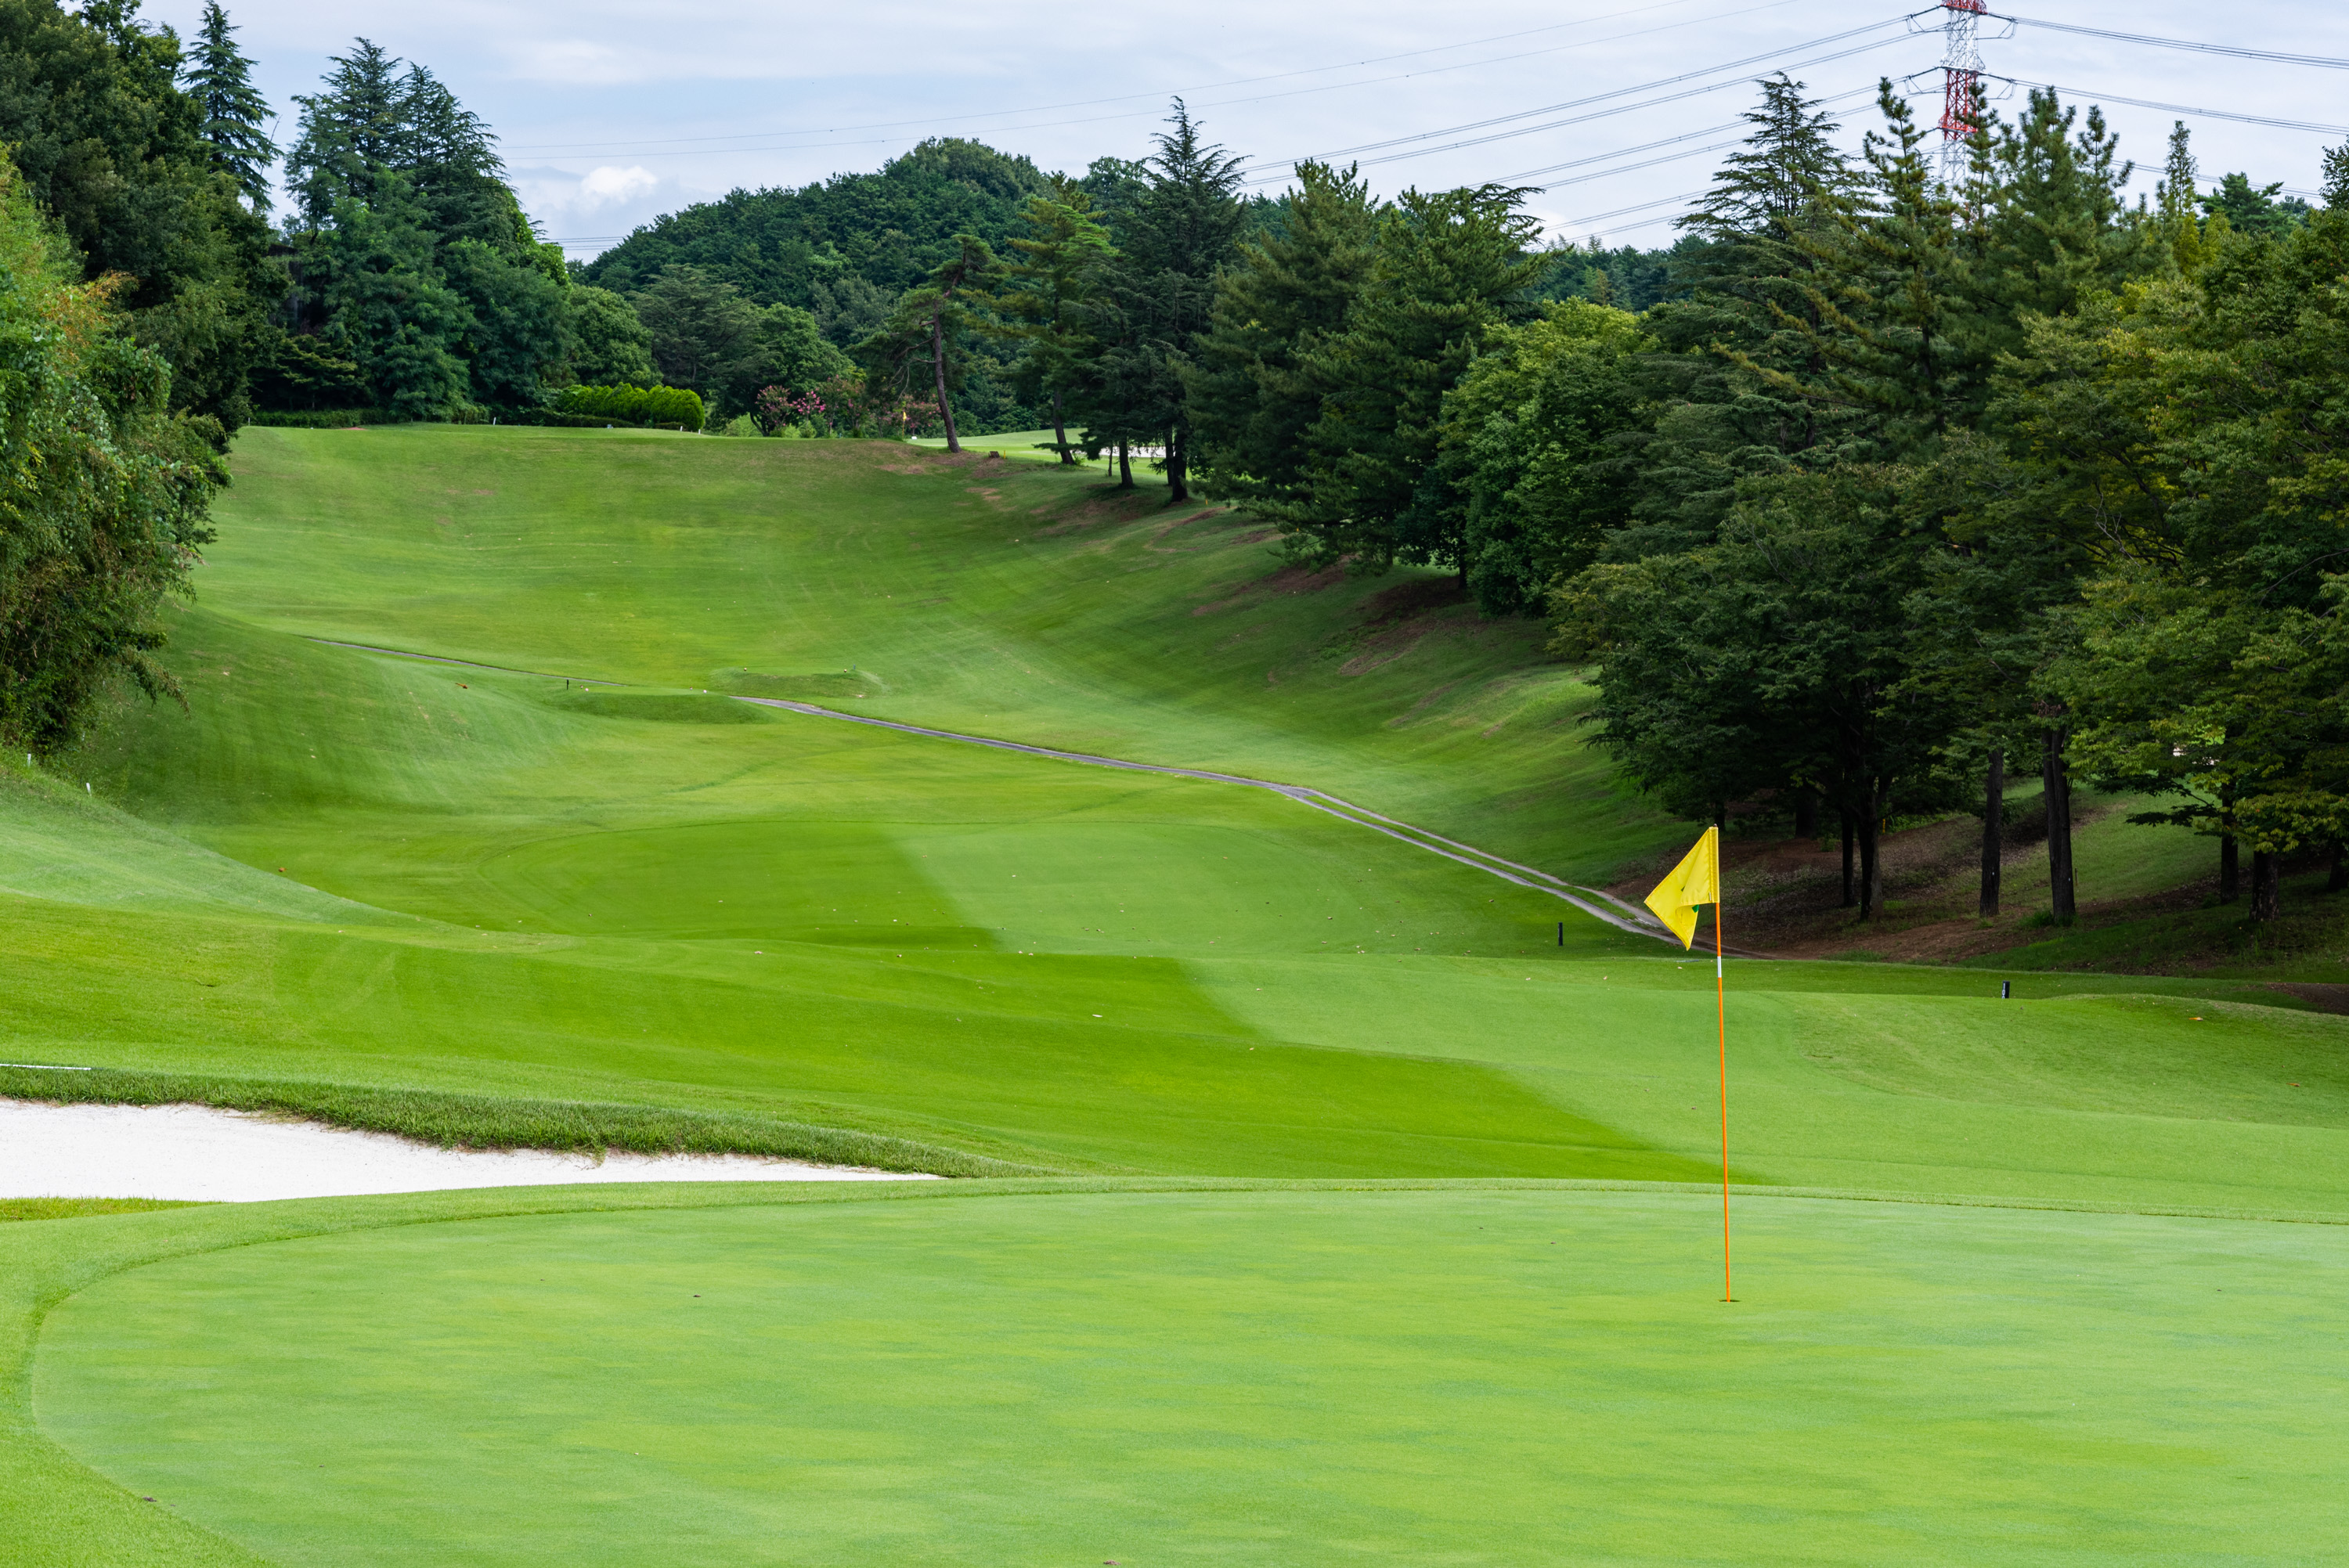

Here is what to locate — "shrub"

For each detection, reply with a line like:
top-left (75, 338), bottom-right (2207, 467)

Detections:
top-left (550, 382), bottom-right (705, 431)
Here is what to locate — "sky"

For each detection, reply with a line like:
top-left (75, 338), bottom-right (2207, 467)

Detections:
top-left (138, 0), bottom-right (2349, 261)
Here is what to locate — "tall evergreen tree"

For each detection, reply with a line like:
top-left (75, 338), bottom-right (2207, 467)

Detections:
top-left (1282, 183), bottom-right (1543, 575)
top-left (856, 236), bottom-right (1001, 451)
top-left (998, 182), bottom-right (1112, 463)
top-left (1079, 101), bottom-right (1246, 501)
top-left (182, 1), bottom-right (275, 211)
top-left (285, 39), bottom-right (405, 225)
top-left (1625, 75), bottom-right (1865, 557)
top-left (2325, 142), bottom-right (2349, 211)
top-left (1187, 160), bottom-right (1380, 512)
top-left (280, 40), bottom-right (572, 415)
top-left (0, 0), bottom-right (277, 427)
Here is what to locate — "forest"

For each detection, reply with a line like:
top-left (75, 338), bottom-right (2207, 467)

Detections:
top-left (4, 0), bottom-right (2347, 932)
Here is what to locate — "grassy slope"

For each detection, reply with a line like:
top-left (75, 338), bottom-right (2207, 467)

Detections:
top-left (157, 425), bottom-right (1663, 878)
top-left (10, 427), bottom-right (2349, 1561)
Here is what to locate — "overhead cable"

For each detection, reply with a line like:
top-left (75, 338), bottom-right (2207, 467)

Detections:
top-left (1989, 13), bottom-right (2349, 73)
top-left (507, 0), bottom-right (1841, 160)
top-left (1240, 16), bottom-right (1916, 179)
top-left (1986, 75), bottom-right (2349, 139)
top-left (1498, 83), bottom-right (1891, 186)
top-left (506, 0), bottom-right (1790, 153)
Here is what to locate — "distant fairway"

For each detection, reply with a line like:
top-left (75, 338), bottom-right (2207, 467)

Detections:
top-left (9, 426), bottom-right (2349, 1563)
top-left (27, 1184), bottom-right (2349, 1566)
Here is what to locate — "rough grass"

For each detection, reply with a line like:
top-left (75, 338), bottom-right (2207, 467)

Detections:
top-left (0, 1199), bottom-right (200, 1224)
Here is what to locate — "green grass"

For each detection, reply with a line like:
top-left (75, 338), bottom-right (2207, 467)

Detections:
top-left (16, 1182), bottom-right (2349, 1566)
top-left (145, 425), bottom-right (1665, 878)
top-left (11, 425), bottom-right (2349, 1561)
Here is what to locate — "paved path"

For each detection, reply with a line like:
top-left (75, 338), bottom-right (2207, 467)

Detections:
top-left (311, 637), bottom-right (1683, 946)
top-left (731, 695), bottom-right (1676, 943)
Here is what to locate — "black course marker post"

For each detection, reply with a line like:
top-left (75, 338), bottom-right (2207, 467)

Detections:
top-left (2001, 980), bottom-right (2012, 999)
top-left (1557, 921), bottom-right (1564, 947)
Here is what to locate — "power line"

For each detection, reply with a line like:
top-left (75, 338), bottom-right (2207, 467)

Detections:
top-left (1990, 13), bottom-right (2349, 73)
top-left (505, 0), bottom-right (1828, 162)
top-left (1986, 75), bottom-right (2349, 140)
top-left (1239, 16), bottom-right (1916, 178)
top-left (505, 0), bottom-right (1771, 152)
top-left (1556, 188), bottom-right (1714, 230)
top-left (1241, 32), bottom-right (1914, 186)
top-left (1495, 83), bottom-right (1888, 185)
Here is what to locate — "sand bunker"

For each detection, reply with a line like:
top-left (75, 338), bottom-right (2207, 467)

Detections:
top-left (0, 1100), bottom-right (936, 1202)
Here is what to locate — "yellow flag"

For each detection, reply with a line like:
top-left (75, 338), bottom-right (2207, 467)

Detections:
top-left (1643, 827), bottom-right (1719, 950)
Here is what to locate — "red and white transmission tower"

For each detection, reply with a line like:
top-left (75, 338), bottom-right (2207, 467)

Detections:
top-left (1936, 0), bottom-right (1986, 187)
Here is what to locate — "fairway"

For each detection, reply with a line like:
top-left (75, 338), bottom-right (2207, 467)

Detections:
top-left (10, 427), bottom-right (2349, 1563)
top-left (32, 1184), bottom-right (2349, 1566)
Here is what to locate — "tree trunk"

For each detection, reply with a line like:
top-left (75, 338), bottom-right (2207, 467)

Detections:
top-left (1856, 804), bottom-right (1882, 920)
top-left (1839, 812), bottom-right (1855, 908)
top-left (2251, 849), bottom-right (2280, 922)
top-left (930, 309), bottom-right (959, 453)
top-left (2329, 842), bottom-right (2347, 894)
top-left (2220, 804), bottom-right (2239, 902)
top-left (2041, 728), bottom-right (2075, 921)
top-left (1979, 748), bottom-right (2004, 917)
top-left (1793, 789), bottom-right (1819, 842)
top-left (1116, 439), bottom-right (1132, 489)
top-left (1165, 426), bottom-right (1189, 503)
top-left (1050, 391), bottom-right (1072, 465)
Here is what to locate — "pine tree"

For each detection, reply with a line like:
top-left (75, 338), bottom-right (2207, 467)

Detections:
top-left (2155, 121), bottom-right (2196, 222)
top-left (1683, 73), bottom-right (1858, 236)
top-left (1286, 182), bottom-right (1545, 575)
top-left (1766, 83), bottom-right (1971, 456)
top-left (1186, 160), bottom-right (1380, 513)
top-left (998, 182), bottom-right (1112, 463)
top-left (285, 38), bottom-right (404, 226)
top-left (856, 235), bottom-right (1001, 452)
top-left (1626, 75), bottom-right (1864, 555)
top-left (1081, 100), bottom-right (1246, 501)
top-left (182, 1), bottom-right (275, 211)
top-left (2325, 142), bottom-right (2349, 211)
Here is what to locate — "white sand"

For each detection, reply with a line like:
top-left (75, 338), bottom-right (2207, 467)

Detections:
top-left (0, 1100), bottom-right (936, 1202)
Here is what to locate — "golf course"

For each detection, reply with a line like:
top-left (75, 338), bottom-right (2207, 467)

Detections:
top-left (0, 425), bottom-right (2344, 1563)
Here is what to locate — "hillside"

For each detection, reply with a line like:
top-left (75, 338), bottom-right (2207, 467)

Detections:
top-left (580, 139), bottom-right (1054, 334)
top-left (12, 423), bottom-right (2337, 1206)
top-left (12, 427), bottom-right (2349, 1564)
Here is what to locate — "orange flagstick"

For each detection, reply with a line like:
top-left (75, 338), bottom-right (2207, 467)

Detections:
top-left (1642, 827), bottom-right (1733, 1303)
top-left (1716, 898), bottom-right (1730, 1303)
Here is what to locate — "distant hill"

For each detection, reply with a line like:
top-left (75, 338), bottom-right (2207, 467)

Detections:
top-left (581, 139), bottom-right (1056, 348)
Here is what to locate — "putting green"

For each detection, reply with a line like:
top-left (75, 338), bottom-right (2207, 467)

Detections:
top-left (32, 1184), bottom-right (2349, 1565)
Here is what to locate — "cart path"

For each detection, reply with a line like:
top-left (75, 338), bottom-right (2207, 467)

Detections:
top-left (310, 636), bottom-right (1698, 950)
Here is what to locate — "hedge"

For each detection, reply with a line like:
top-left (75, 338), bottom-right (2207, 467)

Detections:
top-left (244, 408), bottom-right (411, 428)
top-left (550, 383), bottom-right (706, 431)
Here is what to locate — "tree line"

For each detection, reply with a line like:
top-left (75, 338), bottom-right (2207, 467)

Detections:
top-left (896, 78), bottom-right (2349, 928)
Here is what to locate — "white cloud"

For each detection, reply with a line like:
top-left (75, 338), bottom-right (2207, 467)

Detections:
top-left (579, 166), bottom-right (659, 206)
top-left (508, 164), bottom-right (690, 256)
